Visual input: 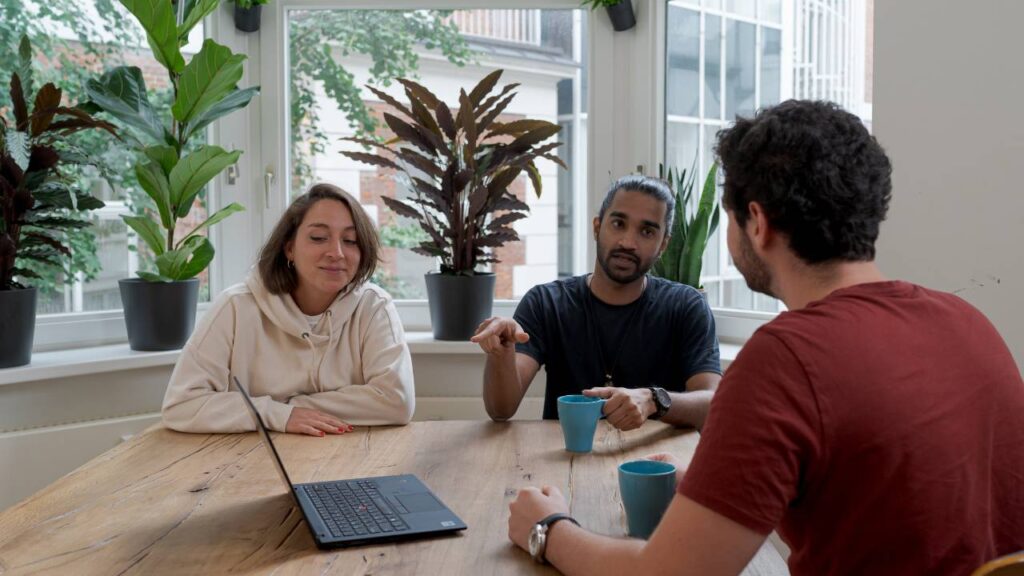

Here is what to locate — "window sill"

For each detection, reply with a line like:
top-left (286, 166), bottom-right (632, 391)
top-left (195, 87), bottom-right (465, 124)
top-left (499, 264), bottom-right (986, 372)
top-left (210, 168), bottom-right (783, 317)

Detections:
top-left (2, 334), bottom-right (742, 387)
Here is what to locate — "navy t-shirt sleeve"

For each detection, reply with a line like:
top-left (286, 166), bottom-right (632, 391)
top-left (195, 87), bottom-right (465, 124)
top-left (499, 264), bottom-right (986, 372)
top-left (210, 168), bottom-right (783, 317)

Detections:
top-left (678, 293), bottom-right (723, 381)
top-left (513, 287), bottom-right (548, 365)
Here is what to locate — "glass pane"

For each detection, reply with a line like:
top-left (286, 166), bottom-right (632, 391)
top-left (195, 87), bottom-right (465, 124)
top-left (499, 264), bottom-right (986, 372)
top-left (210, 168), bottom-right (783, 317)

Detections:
top-left (704, 15), bottom-right (722, 119)
top-left (666, 6), bottom-right (700, 118)
top-left (760, 0), bottom-right (783, 24)
top-left (726, 0), bottom-right (757, 19)
top-left (288, 8), bottom-right (586, 300)
top-left (665, 122), bottom-right (700, 175)
top-left (761, 27), bottom-right (782, 108)
top-left (0, 6), bottom-right (210, 315)
top-left (725, 19), bottom-right (756, 120)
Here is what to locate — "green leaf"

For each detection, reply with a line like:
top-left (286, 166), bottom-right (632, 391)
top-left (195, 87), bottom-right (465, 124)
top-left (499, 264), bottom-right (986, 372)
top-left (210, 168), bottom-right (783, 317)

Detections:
top-left (138, 271), bottom-right (174, 282)
top-left (84, 67), bottom-right (166, 143)
top-left (179, 0), bottom-right (219, 43)
top-left (123, 215), bottom-right (166, 256)
top-left (169, 145), bottom-right (242, 218)
top-left (525, 162), bottom-right (542, 199)
top-left (119, 0), bottom-right (185, 73)
top-left (172, 39), bottom-right (246, 125)
top-left (183, 86), bottom-right (259, 142)
top-left (30, 182), bottom-right (75, 209)
top-left (21, 216), bottom-right (92, 229)
top-left (144, 145), bottom-right (179, 176)
top-left (6, 129), bottom-right (30, 171)
top-left (136, 162), bottom-right (174, 229)
top-left (177, 203), bottom-right (245, 248)
top-left (15, 36), bottom-right (34, 99)
top-left (157, 235), bottom-right (213, 280)
top-left (679, 164), bottom-right (718, 288)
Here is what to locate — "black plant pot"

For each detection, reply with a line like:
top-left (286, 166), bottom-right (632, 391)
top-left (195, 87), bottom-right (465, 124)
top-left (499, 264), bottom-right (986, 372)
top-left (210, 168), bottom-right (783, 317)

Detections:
top-left (120, 278), bottom-right (199, 351)
top-left (234, 4), bottom-right (262, 33)
top-left (606, 1), bottom-right (636, 32)
top-left (424, 272), bottom-right (496, 341)
top-left (0, 287), bottom-right (37, 368)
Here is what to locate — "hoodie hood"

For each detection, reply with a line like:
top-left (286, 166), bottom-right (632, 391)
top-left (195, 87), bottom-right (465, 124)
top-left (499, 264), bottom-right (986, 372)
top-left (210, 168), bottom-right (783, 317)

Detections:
top-left (244, 271), bottom-right (366, 343)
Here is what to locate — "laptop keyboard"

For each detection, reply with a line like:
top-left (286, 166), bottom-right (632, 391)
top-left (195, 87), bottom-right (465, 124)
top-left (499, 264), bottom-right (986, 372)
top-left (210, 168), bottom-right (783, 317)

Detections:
top-left (306, 481), bottom-right (410, 538)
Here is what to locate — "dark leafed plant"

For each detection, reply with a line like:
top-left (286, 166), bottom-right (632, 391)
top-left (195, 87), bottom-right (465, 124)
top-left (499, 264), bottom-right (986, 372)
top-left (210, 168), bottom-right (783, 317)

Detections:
top-left (1, 36), bottom-right (114, 291)
top-left (341, 69), bottom-right (566, 275)
top-left (652, 162), bottom-right (720, 289)
top-left (84, 0), bottom-right (256, 282)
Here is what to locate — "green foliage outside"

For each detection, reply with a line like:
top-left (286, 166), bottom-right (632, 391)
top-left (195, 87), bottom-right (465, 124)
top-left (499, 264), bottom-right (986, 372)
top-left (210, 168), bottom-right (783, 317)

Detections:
top-left (288, 9), bottom-right (474, 189)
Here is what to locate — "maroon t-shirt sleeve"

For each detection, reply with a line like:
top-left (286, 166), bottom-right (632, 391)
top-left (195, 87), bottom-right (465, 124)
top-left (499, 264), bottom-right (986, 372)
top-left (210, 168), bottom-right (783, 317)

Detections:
top-left (678, 329), bottom-right (825, 535)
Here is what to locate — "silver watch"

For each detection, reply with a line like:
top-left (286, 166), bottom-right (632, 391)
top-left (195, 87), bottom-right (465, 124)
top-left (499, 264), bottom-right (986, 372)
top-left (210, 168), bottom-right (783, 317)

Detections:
top-left (528, 513), bottom-right (579, 564)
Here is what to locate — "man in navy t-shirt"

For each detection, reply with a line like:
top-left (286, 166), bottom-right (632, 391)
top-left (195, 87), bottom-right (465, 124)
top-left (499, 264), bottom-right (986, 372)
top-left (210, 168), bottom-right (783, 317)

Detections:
top-left (471, 175), bottom-right (722, 430)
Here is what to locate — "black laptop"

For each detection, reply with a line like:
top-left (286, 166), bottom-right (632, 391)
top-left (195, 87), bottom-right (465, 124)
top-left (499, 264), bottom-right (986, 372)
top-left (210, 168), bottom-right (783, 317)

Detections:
top-left (233, 377), bottom-right (467, 549)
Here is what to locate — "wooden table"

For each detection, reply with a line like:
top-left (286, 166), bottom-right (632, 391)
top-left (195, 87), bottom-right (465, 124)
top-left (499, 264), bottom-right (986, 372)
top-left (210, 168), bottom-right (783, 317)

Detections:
top-left (0, 421), bottom-right (788, 575)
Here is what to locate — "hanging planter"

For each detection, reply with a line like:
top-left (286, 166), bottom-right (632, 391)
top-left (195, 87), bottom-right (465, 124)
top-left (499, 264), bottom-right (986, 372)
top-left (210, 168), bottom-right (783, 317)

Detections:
top-left (233, 0), bottom-right (267, 32)
top-left (582, 0), bottom-right (637, 32)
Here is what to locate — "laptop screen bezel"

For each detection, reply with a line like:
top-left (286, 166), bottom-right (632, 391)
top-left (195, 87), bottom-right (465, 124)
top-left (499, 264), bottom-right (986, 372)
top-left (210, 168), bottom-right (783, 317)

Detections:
top-left (233, 376), bottom-right (303, 507)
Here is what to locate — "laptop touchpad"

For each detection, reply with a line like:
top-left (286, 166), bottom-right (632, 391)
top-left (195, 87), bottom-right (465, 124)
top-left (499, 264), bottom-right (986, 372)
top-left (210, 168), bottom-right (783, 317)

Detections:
top-left (396, 493), bottom-right (443, 513)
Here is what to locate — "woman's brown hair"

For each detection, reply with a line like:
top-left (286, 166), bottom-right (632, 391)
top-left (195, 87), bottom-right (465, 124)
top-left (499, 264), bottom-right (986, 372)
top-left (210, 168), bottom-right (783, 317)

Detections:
top-left (258, 183), bottom-right (381, 295)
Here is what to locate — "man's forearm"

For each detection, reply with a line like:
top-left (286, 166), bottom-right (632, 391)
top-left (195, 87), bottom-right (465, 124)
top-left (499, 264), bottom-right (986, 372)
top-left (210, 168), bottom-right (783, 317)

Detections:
top-left (660, 390), bottom-right (714, 429)
top-left (544, 521), bottom-right (647, 575)
top-left (483, 352), bottom-right (525, 421)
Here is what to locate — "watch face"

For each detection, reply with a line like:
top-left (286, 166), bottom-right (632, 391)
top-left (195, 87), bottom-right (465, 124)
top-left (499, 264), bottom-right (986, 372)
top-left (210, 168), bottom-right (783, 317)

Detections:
top-left (655, 387), bottom-right (671, 408)
top-left (528, 526), bottom-right (542, 558)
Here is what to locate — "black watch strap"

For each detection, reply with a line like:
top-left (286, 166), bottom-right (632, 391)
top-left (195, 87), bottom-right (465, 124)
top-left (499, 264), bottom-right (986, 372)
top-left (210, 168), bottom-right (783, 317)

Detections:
top-left (648, 386), bottom-right (671, 420)
top-left (538, 512), bottom-right (579, 529)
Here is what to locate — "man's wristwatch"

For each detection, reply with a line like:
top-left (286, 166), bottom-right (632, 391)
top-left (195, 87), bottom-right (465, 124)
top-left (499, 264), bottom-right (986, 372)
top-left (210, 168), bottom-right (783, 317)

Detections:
top-left (528, 513), bottom-right (579, 564)
top-left (648, 386), bottom-right (672, 420)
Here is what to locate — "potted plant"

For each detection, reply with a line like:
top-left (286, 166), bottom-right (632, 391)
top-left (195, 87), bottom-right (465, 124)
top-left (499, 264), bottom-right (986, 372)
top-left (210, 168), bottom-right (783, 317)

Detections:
top-left (651, 162), bottom-right (720, 290)
top-left (0, 37), bottom-right (114, 367)
top-left (341, 69), bottom-right (566, 340)
top-left (85, 0), bottom-right (258, 351)
top-left (582, 0), bottom-right (637, 32)
top-left (232, 0), bottom-right (268, 33)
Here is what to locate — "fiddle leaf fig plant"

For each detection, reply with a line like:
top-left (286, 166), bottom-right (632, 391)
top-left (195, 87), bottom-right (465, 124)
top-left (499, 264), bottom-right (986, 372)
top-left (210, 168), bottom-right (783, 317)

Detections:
top-left (1, 36), bottom-right (114, 291)
top-left (652, 162), bottom-right (720, 289)
top-left (84, 0), bottom-right (257, 282)
top-left (341, 69), bottom-right (566, 275)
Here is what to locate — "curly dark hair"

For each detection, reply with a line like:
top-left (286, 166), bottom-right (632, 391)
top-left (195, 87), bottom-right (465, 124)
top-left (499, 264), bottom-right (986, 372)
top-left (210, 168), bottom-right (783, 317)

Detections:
top-left (715, 100), bottom-right (893, 264)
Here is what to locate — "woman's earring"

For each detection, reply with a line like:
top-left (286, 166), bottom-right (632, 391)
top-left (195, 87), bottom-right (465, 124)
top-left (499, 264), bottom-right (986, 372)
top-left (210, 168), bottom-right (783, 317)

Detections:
top-left (287, 260), bottom-right (294, 269)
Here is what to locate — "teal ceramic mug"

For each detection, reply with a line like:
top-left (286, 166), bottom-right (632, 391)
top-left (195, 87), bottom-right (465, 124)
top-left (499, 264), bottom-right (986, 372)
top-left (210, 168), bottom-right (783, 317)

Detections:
top-left (556, 395), bottom-right (606, 453)
top-left (618, 460), bottom-right (677, 538)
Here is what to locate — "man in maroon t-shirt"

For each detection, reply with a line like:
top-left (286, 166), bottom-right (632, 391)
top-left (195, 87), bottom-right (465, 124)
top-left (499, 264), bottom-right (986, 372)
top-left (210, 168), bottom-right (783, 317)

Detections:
top-left (505, 100), bottom-right (1024, 575)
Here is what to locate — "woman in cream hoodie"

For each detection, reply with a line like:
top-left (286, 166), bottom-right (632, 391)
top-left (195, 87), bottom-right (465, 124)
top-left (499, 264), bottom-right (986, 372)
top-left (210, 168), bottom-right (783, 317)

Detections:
top-left (162, 183), bottom-right (414, 436)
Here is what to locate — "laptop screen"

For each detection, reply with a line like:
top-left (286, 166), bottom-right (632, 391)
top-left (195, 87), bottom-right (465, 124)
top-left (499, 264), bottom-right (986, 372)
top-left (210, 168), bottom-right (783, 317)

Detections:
top-left (233, 376), bottom-right (301, 506)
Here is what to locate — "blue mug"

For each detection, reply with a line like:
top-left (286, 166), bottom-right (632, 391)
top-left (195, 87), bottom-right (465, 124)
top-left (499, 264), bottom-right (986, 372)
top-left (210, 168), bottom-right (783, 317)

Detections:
top-left (618, 460), bottom-right (677, 539)
top-left (556, 395), bottom-right (606, 453)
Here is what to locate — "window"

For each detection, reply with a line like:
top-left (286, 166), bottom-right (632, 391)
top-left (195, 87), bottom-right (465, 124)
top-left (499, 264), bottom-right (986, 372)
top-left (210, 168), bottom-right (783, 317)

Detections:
top-left (4, 4), bottom-right (214, 323)
top-left (283, 7), bottom-right (588, 300)
top-left (663, 0), bottom-right (872, 313)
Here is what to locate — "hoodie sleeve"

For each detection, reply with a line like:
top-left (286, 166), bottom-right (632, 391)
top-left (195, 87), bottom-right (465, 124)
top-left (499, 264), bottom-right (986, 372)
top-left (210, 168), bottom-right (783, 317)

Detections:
top-left (162, 295), bottom-right (294, 433)
top-left (287, 298), bottom-right (415, 425)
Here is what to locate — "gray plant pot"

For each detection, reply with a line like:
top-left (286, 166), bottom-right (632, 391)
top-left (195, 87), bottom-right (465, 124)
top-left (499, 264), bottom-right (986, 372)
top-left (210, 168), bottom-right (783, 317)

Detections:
top-left (606, 1), bottom-right (636, 31)
top-left (0, 287), bottom-right (36, 368)
top-left (234, 4), bottom-right (261, 32)
top-left (119, 278), bottom-right (199, 351)
top-left (424, 272), bottom-right (496, 341)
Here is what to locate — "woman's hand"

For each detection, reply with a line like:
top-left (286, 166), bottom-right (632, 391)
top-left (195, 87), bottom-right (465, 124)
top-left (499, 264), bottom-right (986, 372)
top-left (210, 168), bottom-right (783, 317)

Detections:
top-left (286, 407), bottom-right (354, 436)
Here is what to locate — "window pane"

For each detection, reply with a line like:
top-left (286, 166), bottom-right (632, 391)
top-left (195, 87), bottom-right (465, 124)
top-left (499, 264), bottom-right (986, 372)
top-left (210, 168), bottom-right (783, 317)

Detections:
top-left (726, 0), bottom-right (757, 19)
top-left (761, 27), bottom-right (782, 107)
top-left (0, 7), bottom-right (211, 316)
top-left (704, 15), bottom-right (722, 119)
top-left (725, 19), bottom-right (756, 120)
top-left (288, 8), bottom-right (586, 300)
top-left (665, 122), bottom-right (700, 175)
top-left (760, 0), bottom-right (783, 24)
top-left (666, 6), bottom-right (700, 118)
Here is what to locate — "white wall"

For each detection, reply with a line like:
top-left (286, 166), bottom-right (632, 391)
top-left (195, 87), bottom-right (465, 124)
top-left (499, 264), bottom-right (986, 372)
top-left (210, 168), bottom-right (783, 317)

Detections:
top-left (873, 0), bottom-right (1024, 370)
